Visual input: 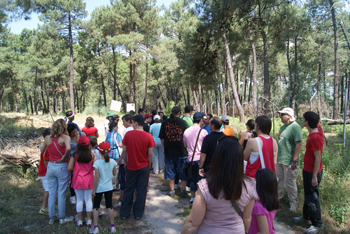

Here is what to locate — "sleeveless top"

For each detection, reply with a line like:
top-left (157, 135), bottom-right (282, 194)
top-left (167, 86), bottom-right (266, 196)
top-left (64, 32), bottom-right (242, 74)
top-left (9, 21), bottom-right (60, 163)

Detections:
top-left (245, 136), bottom-right (276, 178)
top-left (71, 155), bottom-right (94, 190)
top-left (197, 178), bottom-right (258, 234)
top-left (47, 136), bottom-right (66, 161)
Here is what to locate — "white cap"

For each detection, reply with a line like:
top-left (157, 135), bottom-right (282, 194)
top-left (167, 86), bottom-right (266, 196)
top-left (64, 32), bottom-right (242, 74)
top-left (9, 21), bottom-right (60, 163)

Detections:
top-left (154, 115), bottom-right (161, 120)
top-left (278, 108), bottom-right (295, 121)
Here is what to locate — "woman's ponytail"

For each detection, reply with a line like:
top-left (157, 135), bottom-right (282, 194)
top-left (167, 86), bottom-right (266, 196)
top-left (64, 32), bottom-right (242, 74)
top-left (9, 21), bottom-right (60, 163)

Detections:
top-left (170, 106), bottom-right (181, 123)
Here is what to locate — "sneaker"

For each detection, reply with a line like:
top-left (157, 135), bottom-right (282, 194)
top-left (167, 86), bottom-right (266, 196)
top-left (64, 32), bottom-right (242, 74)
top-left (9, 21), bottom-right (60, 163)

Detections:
top-left (77, 220), bottom-right (83, 227)
top-left (39, 208), bottom-right (49, 215)
top-left (182, 190), bottom-right (188, 198)
top-left (189, 200), bottom-right (193, 208)
top-left (89, 226), bottom-right (99, 234)
top-left (70, 196), bottom-right (76, 204)
top-left (305, 225), bottom-right (320, 234)
top-left (110, 224), bottom-right (117, 233)
top-left (290, 204), bottom-right (297, 212)
top-left (174, 184), bottom-right (178, 190)
top-left (49, 216), bottom-right (59, 225)
top-left (167, 190), bottom-right (175, 198)
top-left (85, 218), bottom-right (92, 226)
top-left (59, 216), bottom-right (74, 224)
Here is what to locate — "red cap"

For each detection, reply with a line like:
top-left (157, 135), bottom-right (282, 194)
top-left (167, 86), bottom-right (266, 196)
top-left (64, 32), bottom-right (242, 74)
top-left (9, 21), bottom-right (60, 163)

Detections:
top-left (98, 141), bottom-right (111, 154)
top-left (78, 136), bottom-right (90, 146)
top-left (145, 114), bottom-right (152, 118)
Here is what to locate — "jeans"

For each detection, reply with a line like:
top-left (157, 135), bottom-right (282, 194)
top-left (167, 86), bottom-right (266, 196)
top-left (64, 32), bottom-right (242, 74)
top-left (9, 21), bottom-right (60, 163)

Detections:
top-left (303, 169), bottom-right (323, 227)
top-left (164, 156), bottom-right (188, 181)
top-left (46, 162), bottom-right (70, 219)
top-left (153, 141), bottom-right (165, 174)
top-left (190, 161), bottom-right (203, 191)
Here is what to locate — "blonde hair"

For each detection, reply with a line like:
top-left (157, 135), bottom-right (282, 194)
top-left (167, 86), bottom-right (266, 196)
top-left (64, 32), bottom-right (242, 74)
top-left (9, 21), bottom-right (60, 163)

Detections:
top-left (50, 119), bottom-right (68, 137)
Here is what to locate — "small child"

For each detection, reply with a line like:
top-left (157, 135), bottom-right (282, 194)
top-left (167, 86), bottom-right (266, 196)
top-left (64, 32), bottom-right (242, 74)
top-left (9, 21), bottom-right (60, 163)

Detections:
top-left (249, 168), bottom-right (281, 234)
top-left (90, 141), bottom-right (118, 234)
top-left (68, 136), bottom-right (96, 227)
top-left (38, 128), bottom-right (51, 215)
top-left (89, 136), bottom-right (101, 160)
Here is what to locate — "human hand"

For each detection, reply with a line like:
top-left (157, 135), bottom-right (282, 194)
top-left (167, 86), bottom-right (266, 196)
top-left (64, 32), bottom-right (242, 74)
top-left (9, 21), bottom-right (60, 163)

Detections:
top-left (291, 162), bottom-right (297, 170)
top-left (312, 176), bottom-right (318, 187)
top-left (117, 158), bottom-right (122, 165)
top-left (92, 190), bottom-right (96, 197)
top-left (199, 168), bottom-right (205, 177)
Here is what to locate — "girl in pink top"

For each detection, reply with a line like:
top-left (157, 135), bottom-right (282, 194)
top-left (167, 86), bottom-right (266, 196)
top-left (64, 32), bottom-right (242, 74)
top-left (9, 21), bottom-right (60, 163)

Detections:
top-left (244, 115), bottom-right (278, 178)
top-left (181, 137), bottom-right (258, 234)
top-left (249, 168), bottom-right (281, 234)
top-left (68, 136), bottom-right (96, 227)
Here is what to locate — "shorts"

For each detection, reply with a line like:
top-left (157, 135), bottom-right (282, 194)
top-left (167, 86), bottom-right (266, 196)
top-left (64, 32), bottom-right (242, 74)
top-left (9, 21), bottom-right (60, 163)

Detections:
top-left (40, 176), bottom-right (49, 192)
top-left (118, 164), bottom-right (126, 190)
top-left (93, 190), bottom-right (113, 209)
top-left (164, 156), bottom-right (188, 181)
top-left (190, 161), bottom-right (203, 191)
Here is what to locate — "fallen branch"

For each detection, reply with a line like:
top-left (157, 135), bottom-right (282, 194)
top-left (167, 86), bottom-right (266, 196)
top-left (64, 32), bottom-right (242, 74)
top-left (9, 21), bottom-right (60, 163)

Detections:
top-left (0, 154), bottom-right (21, 167)
top-left (321, 118), bottom-right (350, 125)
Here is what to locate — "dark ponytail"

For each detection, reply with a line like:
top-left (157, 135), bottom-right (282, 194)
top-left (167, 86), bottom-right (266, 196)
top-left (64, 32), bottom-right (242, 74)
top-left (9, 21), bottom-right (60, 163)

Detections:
top-left (101, 152), bottom-right (110, 162)
top-left (109, 122), bottom-right (118, 132)
top-left (170, 106), bottom-right (181, 123)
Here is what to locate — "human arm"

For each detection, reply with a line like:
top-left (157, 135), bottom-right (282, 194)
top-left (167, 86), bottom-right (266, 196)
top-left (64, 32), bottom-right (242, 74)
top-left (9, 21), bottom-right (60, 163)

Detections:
top-left (41, 136), bottom-right (49, 153)
top-left (92, 168), bottom-right (99, 197)
top-left (113, 165), bottom-right (117, 176)
top-left (312, 150), bottom-right (322, 186)
top-left (291, 141), bottom-right (302, 170)
top-left (181, 188), bottom-right (206, 234)
top-left (96, 131), bottom-right (99, 138)
top-left (91, 152), bottom-right (97, 164)
top-left (57, 135), bottom-right (71, 163)
top-left (256, 215), bottom-right (269, 234)
top-left (243, 138), bottom-right (254, 161)
top-left (148, 147), bottom-right (153, 169)
top-left (199, 153), bottom-right (206, 176)
top-left (161, 139), bottom-right (164, 147)
top-left (67, 155), bottom-right (75, 171)
top-left (273, 138), bottom-right (278, 167)
top-left (183, 140), bottom-right (187, 148)
top-left (242, 200), bottom-right (255, 233)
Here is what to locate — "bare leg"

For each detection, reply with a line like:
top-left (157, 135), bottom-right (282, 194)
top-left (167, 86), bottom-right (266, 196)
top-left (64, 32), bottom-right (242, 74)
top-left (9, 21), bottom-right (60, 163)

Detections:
top-left (42, 191), bottom-right (49, 209)
top-left (77, 211), bottom-right (83, 221)
top-left (181, 180), bottom-right (187, 191)
top-left (93, 209), bottom-right (99, 226)
top-left (120, 190), bottom-right (124, 200)
top-left (191, 191), bottom-right (195, 198)
top-left (86, 211), bottom-right (92, 221)
top-left (107, 208), bottom-right (114, 224)
top-left (168, 180), bottom-right (175, 190)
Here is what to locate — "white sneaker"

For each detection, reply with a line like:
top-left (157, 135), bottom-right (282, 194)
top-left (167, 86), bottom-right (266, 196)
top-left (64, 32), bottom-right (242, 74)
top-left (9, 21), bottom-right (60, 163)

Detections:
top-left (85, 218), bottom-right (92, 226)
top-left (77, 220), bottom-right (83, 227)
top-left (49, 216), bottom-right (59, 225)
top-left (290, 204), bottom-right (297, 212)
top-left (89, 226), bottom-right (99, 234)
top-left (59, 216), bottom-right (74, 224)
top-left (305, 225), bottom-right (320, 234)
top-left (110, 225), bottom-right (117, 233)
top-left (174, 184), bottom-right (178, 190)
top-left (70, 196), bottom-right (76, 204)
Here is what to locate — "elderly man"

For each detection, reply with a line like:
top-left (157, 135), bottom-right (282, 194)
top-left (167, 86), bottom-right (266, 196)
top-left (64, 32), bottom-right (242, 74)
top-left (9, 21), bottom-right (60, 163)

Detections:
top-left (276, 107), bottom-right (302, 212)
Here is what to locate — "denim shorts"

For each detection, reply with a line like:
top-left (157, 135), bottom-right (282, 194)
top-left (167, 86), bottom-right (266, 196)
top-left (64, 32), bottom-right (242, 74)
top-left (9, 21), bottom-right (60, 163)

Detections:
top-left (164, 156), bottom-right (188, 181)
top-left (190, 161), bottom-right (203, 191)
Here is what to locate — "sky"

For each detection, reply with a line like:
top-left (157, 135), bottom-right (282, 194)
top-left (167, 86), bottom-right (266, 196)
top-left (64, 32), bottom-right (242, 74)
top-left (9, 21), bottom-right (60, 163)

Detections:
top-left (7, 0), bottom-right (174, 34)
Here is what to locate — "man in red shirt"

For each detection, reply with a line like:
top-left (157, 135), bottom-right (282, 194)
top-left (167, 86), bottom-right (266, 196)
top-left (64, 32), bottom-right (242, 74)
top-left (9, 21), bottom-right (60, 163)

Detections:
top-left (302, 111), bottom-right (324, 234)
top-left (119, 114), bottom-right (155, 220)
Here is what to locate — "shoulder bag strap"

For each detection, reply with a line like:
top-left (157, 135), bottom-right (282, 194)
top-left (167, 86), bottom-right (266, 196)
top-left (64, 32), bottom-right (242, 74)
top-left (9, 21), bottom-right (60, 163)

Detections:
top-left (230, 200), bottom-right (242, 218)
top-left (255, 137), bottom-right (265, 169)
top-left (52, 139), bottom-right (65, 160)
top-left (190, 129), bottom-right (202, 163)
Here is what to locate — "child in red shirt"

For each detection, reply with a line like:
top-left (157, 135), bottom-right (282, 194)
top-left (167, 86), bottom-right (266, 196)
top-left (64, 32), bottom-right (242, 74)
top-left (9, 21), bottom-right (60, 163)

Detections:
top-left (38, 128), bottom-right (51, 215)
top-left (82, 117), bottom-right (99, 138)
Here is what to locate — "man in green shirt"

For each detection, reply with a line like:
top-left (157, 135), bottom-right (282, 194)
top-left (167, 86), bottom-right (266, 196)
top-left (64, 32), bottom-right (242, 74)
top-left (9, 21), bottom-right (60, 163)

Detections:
top-left (277, 107), bottom-right (302, 212)
top-left (181, 105), bottom-right (194, 127)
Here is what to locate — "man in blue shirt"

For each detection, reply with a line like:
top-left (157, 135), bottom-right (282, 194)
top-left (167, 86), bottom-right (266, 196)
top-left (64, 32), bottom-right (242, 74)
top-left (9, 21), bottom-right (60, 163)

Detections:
top-left (203, 114), bottom-right (212, 134)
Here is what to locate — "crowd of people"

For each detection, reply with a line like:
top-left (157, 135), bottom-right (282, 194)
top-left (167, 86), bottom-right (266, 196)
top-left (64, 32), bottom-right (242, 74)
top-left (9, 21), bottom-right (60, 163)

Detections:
top-left (37, 106), bottom-right (324, 234)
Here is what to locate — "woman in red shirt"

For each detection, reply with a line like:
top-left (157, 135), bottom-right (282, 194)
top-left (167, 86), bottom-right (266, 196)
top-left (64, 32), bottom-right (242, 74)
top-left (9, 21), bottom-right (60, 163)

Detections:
top-left (82, 117), bottom-right (99, 138)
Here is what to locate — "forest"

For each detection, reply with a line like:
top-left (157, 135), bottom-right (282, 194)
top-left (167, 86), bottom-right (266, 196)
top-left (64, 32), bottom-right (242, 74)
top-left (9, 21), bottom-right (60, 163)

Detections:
top-left (0, 0), bottom-right (350, 122)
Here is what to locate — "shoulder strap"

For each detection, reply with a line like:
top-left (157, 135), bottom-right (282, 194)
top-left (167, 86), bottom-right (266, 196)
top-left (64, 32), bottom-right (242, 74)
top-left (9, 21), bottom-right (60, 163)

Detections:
top-left (230, 200), bottom-right (242, 218)
top-left (255, 137), bottom-right (265, 169)
top-left (190, 129), bottom-right (202, 163)
top-left (52, 140), bottom-right (65, 159)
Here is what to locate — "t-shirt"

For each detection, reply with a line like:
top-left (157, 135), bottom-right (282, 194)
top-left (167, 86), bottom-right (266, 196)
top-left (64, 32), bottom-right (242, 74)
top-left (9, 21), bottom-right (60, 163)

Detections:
top-left (249, 201), bottom-right (277, 234)
top-left (122, 130), bottom-right (155, 171)
top-left (277, 121), bottom-right (302, 166)
top-left (93, 159), bottom-right (118, 193)
top-left (121, 126), bottom-right (134, 164)
top-left (224, 125), bottom-right (234, 136)
top-left (304, 124), bottom-right (324, 173)
top-left (104, 119), bottom-right (110, 137)
top-left (82, 126), bottom-right (99, 137)
top-left (150, 123), bottom-right (161, 142)
top-left (159, 117), bottom-right (189, 158)
top-left (143, 123), bottom-right (150, 133)
top-left (92, 149), bottom-right (102, 160)
top-left (201, 131), bottom-right (225, 173)
top-left (181, 116), bottom-right (193, 127)
top-left (183, 126), bottom-right (208, 161)
top-left (203, 125), bottom-right (211, 134)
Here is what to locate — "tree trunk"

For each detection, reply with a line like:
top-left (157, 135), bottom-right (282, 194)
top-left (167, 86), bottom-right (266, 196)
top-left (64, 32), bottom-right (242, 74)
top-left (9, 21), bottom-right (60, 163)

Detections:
top-left (261, 29), bottom-right (271, 115)
top-left (143, 59), bottom-right (148, 109)
top-left (34, 67), bottom-right (38, 115)
top-left (186, 87), bottom-right (190, 105)
top-left (251, 40), bottom-right (257, 115)
top-left (100, 74), bottom-right (107, 106)
top-left (291, 36), bottom-right (298, 110)
top-left (237, 61), bottom-right (241, 102)
top-left (341, 73), bottom-right (344, 113)
top-left (68, 11), bottom-right (75, 112)
top-left (22, 80), bottom-right (29, 114)
top-left (41, 78), bottom-right (47, 113)
top-left (221, 71), bottom-right (226, 115)
top-left (223, 32), bottom-right (244, 122)
top-left (193, 89), bottom-right (199, 109)
top-left (0, 85), bottom-right (5, 113)
top-left (198, 83), bottom-right (203, 112)
top-left (317, 62), bottom-right (322, 119)
top-left (112, 47), bottom-right (117, 101)
top-left (46, 80), bottom-right (50, 114)
top-left (287, 37), bottom-right (292, 108)
top-left (29, 95), bottom-right (34, 114)
top-left (329, 0), bottom-right (339, 119)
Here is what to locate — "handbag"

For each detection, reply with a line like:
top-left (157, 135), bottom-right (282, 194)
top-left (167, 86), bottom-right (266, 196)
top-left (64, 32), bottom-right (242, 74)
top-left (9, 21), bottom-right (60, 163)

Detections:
top-left (255, 137), bottom-right (265, 169)
top-left (183, 129), bottom-right (202, 180)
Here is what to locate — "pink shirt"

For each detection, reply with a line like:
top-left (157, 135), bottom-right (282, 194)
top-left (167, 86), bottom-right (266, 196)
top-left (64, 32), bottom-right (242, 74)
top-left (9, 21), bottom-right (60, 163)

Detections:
top-left (183, 126), bottom-right (208, 161)
top-left (71, 155), bottom-right (94, 190)
top-left (249, 201), bottom-right (277, 234)
top-left (197, 178), bottom-right (258, 234)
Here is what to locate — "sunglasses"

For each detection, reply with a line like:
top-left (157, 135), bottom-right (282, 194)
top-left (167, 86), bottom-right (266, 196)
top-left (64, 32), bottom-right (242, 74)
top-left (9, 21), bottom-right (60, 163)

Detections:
top-left (280, 113), bottom-right (288, 117)
top-left (217, 135), bottom-right (239, 145)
